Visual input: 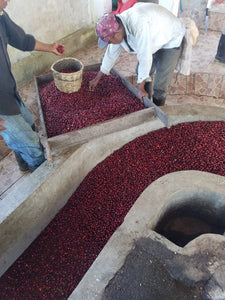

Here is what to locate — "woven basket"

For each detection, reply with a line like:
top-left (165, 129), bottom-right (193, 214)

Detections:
top-left (51, 57), bottom-right (84, 93)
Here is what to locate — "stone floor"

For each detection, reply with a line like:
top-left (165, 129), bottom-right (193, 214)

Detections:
top-left (0, 25), bottom-right (225, 200)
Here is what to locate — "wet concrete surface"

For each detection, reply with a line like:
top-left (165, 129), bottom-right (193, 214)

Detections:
top-left (102, 237), bottom-right (203, 300)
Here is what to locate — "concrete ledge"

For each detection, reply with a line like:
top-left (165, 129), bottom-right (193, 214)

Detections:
top-left (162, 104), bottom-right (225, 127)
top-left (12, 26), bottom-right (96, 85)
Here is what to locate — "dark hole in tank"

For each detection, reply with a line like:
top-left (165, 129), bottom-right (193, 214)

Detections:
top-left (154, 199), bottom-right (225, 247)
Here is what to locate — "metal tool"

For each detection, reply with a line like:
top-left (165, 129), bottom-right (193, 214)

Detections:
top-left (205, 0), bottom-right (213, 34)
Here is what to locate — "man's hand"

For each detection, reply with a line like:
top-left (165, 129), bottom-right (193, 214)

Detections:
top-left (138, 81), bottom-right (148, 103)
top-left (34, 40), bottom-right (65, 56)
top-left (51, 43), bottom-right (65, 56)
top-left (89, 71), bottom-right (104, 91)
top-left (0, 118), bottom-right (6, 132)
top-left (89, 77), bottom-right (100, 91)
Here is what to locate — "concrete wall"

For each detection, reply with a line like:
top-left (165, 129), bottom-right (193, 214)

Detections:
top-left (5, 0), bottom-right (112, 83)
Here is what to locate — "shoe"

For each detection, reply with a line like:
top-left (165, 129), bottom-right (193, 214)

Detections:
top-left (153, 97), bottom-right (166, 106)
top-left (215, 56), bottom-right (225, 63)
top-left (28, 165), bottom-right (38, 173)
top-left (28, 159), bottom-right (46, 173)
top-left (14, 152), bottom-right (30, 174)
top-left (20, 169), bottom-right (30, 174)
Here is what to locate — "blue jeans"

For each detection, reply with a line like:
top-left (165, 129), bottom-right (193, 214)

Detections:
top-left (0, 101), bottom-right (45, 167)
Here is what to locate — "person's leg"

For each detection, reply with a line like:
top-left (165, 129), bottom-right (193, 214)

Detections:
top-left (149, 53), bottom-right (157, 78)
top-left (13, 102), bottom-right (38, 172)
top-left (14, 126), bottom-right (37, 173)
top-left (0, 104), bottom-right (45, 170)
top-left (14, 151), bottom-right (29, 173)
top-left (215, 25), bottom-right (225, 63)
top-left (152, 46), bottom-right (182, 106)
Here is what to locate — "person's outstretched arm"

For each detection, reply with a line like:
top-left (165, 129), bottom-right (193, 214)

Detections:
top-left (34, 40), bottom-right (65, 55)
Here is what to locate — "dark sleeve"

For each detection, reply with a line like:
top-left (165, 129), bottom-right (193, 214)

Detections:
top-left (3, 11), bottom-right (35, 51)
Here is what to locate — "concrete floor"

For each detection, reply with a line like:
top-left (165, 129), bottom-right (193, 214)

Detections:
top-left (1, 27), bottom-right (225, 200)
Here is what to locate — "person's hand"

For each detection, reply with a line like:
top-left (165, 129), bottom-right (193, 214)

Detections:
top-left (138, 83), bottom-right (148, 103)
top-left (89, 71), bottom-right (104, 91)
top-left (34, 40), bottom-right (65, 56)
top-left (0, 118), bottom-right (6, 132)
top-left (89, 77), bottom-right (100, 91)
top-left (51, 43), bottom-right (65, 56)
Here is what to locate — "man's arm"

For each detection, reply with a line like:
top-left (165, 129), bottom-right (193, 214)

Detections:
top-left (4, 12), bottom-right (65, 55)
top-left (89, 44), bottom-right (122, 91)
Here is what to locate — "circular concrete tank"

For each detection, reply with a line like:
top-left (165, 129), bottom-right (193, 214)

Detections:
top-left (154, 195), bottom-right (225, 247)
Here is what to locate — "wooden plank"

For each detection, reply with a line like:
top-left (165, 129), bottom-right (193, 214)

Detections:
top-left (48, 108), bottom-right (156, 154)
top-left (34, 76), bottom-right (53, 161)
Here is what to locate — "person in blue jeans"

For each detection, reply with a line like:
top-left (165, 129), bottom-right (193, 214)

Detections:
top-left (0, 0), bottom-right (65, 173)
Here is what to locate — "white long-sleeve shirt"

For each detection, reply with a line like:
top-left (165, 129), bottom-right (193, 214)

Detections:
top-left (100, 3), bottom-right (185, 84)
